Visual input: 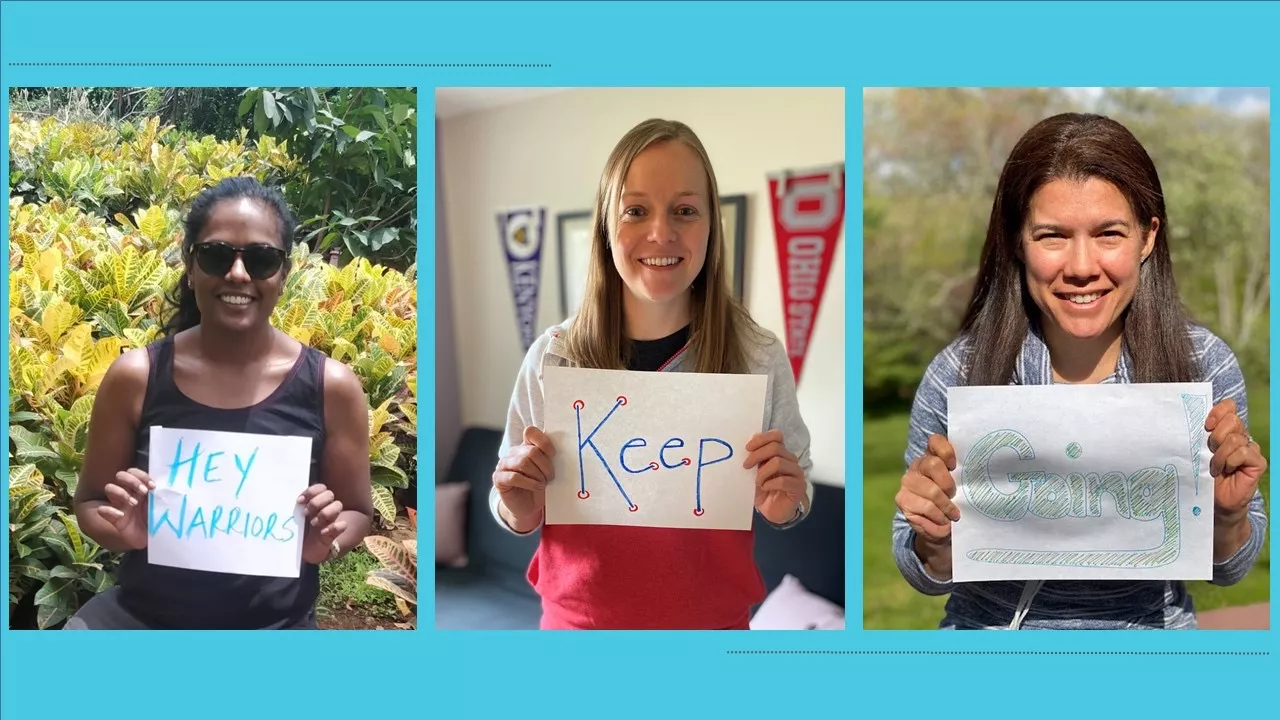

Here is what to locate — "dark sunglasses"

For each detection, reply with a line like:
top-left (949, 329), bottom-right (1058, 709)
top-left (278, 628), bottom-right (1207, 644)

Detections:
top-left (189, 242), bottom-right (287, 280)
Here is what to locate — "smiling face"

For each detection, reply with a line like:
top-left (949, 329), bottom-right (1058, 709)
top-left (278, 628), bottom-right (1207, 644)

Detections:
top-left (1020, 176), bottom-right (1157, 344)
top-left (187, 197), bottom-right (288, 334)
top-left (610, 140), bottom-right (711, 320)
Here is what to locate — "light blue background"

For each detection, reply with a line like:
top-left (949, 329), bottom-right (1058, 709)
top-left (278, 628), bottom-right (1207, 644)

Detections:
top-left (1, 1), bottom-right (1275, 718)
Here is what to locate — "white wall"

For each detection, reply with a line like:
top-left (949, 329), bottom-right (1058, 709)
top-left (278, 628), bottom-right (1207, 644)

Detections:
top-left (435, 122), bottom-right (463, 478)
top-left (437, 87), bottom-right (846, 486)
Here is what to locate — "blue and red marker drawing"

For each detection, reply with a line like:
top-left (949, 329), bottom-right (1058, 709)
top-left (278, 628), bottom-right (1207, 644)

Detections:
top-left (572, 396), bottom-right (736, 517)
top-left (574, 396), bottom-right (638, 512)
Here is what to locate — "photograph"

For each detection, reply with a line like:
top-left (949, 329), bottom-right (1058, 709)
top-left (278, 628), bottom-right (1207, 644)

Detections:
top-left (434, 87), bottom-right (846, 630)
top-left (863, 87), bottom-right (1271, 630)
top-left (6, 86), bottom-right (419, 630)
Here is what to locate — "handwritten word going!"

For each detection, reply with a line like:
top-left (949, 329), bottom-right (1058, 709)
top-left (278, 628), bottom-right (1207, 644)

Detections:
top-left (148, 437), bottom-right (297, 543)
top-left (961, 429), bottom-right (1181, 569)
top-left (573, 396), bottom-right (732, 516)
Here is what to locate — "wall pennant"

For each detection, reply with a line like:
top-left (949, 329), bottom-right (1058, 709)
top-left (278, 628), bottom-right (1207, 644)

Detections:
top-left (766, 163), bottom-right (845, 386)
top-left (497, 206), bottom-right (546, 353)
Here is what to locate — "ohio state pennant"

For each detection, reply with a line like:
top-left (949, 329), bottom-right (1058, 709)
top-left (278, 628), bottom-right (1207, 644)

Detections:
top-left (767, 164), bottom-right (844, 385)
top-left (498, 206), bottom-right (546, 352)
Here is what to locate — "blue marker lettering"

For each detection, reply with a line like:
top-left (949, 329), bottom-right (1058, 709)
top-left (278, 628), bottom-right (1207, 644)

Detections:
top-left (167, 438), bottom-right (202, 488)
top-left (694, 438), bottom-right (734, 514)
top-left (263, 513), bottom-right (280, 541)
top-left (660, 438), bottom-right (687, 469)
top-left (185, 506), bottom-right (209, 539)
top-left (276, 514), bottom-right (297, 542)
top-left (251, 515), bottom-right (266, 539)
top-left (148, 494), bottom-right (187, 538)
top-left (233, 448), bottom-right (259, 499)
top-left (202, 451), bottom-right (224, 483)
top-left (225, 507), bottom-right (243, 537)
top-left (575, 397), bottom-right (636, 508)
top-left (208, 505), bottom-right (224, 538)
top-left (619, 438), bottom-right (655, 474)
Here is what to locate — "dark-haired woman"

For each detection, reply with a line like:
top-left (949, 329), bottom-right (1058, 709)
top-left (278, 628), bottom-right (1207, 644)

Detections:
top-left (892, 113), bottom-right (1268, 630)
top-left (69, 176), bottom-right (374, 630)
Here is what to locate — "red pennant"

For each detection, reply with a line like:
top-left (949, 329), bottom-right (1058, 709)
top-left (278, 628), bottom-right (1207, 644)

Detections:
top-left (767, 164), bottom-right (844, 385)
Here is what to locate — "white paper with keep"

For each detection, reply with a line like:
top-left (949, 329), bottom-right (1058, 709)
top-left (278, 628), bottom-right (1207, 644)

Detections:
top-left (543, 366), bottom-right (768, 530)
top-left (947, 383), bottom-right (1214, 582)
top-left (147, 426), bottom-right (311, 578)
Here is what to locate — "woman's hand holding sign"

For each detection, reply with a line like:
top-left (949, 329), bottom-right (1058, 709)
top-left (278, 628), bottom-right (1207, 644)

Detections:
top-left (96, 468), bottom-right (156, 551)
top-left (1206, 398), bottom-right (1267, 561)
top-left (299, 483), bottom-right (347, 564)
top-left (493, 426), bottom-right (557, 533)
top-left (744, 430), bottom-right (808, 524)
top-left (895, 434), bottom-right (960, 581)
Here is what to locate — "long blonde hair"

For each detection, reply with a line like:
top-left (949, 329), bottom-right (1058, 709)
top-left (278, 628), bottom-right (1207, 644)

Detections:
top-left (564, 118), bottom-right (764, 374)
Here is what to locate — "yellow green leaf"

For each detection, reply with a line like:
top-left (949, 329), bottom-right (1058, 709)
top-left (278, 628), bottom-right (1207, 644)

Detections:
top-left (39, 298), bottom-right (85, 346)
top-left (371, 485), bottom-right (397, 526)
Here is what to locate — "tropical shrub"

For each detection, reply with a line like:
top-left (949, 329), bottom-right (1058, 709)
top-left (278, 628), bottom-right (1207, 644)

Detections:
top-left (7, 113), bottom-right (417, 628)
top-left (363, 506), bottom-right (417, 629)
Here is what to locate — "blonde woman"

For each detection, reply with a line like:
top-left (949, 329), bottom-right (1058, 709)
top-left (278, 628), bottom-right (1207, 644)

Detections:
top-left (489, 118), bottom-right (815, 630)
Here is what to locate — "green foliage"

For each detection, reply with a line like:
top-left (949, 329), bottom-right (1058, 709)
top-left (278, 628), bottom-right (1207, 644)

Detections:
top-left (9, 467), bottom-right (113, 629)
top-left (9, 86), bottom-right (419, 272)
top-left (239, 87), bottom-right (418, 270)
top-left (317, 546), bottom-right (401, 623)
top-left (7, 111), bottom-right (418, 628)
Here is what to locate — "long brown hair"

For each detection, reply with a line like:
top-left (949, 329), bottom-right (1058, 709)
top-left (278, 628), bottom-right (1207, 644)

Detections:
top-left (564, 118), bottom-right (764, 373)
top-left (959, 112), bottom-right (1197, 386)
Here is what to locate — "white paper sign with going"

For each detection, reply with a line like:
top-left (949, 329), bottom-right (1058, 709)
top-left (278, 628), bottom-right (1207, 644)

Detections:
top-left (543, 366), bottom-right (768, 530)
top-left (147, 426), bottom-right (312, 578)
top-left (948, 383), bottom-right (1214, 582)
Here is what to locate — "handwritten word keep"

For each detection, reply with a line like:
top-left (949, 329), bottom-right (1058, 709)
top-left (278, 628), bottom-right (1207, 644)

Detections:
top-left (574, 395), bottom-right (732, 516)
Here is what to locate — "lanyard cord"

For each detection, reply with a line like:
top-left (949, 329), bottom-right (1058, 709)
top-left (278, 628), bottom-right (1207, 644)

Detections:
top-left (1009, 580), bottom-right (1045, 630)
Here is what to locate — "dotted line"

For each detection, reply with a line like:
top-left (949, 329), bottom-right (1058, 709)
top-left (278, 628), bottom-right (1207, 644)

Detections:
top-left (727, 650), bottom-right (1269, 656)
top-left (7, 62), bottom-right (550, 68)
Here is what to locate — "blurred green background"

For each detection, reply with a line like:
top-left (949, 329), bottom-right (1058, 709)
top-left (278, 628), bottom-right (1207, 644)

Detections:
top-left (862, 87), bottom-right (1271, 629)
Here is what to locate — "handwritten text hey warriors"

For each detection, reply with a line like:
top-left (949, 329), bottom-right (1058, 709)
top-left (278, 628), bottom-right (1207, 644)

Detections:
top-left (147, 426), bottom-right (312, 578)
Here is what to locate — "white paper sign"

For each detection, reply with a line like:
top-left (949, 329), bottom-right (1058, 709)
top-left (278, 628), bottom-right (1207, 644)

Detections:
top-left (147, 426), bottom-right (312, 578)
top-left (543, 366), bottom-right (768, 530)
top-left (948, 383), bottom-right (1214, 582)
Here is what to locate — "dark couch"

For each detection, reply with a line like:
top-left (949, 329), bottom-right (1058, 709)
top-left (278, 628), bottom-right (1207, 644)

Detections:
top-left (434, 427), bottom-right (845, 629)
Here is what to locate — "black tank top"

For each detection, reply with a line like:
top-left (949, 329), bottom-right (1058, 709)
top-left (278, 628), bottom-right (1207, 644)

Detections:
top-left (115, 336), bottom-right (326, 629)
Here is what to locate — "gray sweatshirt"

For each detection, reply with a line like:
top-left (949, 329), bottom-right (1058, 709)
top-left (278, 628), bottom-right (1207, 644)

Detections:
top-left (490, 318), bottom-right (817, 533)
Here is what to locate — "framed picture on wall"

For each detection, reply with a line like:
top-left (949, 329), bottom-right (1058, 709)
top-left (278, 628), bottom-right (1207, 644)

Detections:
top-left (557, 194), bottom-right (749, 318)
top-left (557, 210), bottom-right (593, 319)
top-left (719, 194), bottom-right (747, 301)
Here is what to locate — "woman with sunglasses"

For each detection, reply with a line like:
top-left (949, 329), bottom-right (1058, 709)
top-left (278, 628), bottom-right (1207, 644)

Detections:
top-left (68, 176), bottom-right (375, 630)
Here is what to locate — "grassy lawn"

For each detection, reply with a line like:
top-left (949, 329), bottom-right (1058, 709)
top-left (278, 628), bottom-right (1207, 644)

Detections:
top-left (863, 384), bottom-right (1272, 630)
top-left (316, 546), bottom-right (405, 629)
